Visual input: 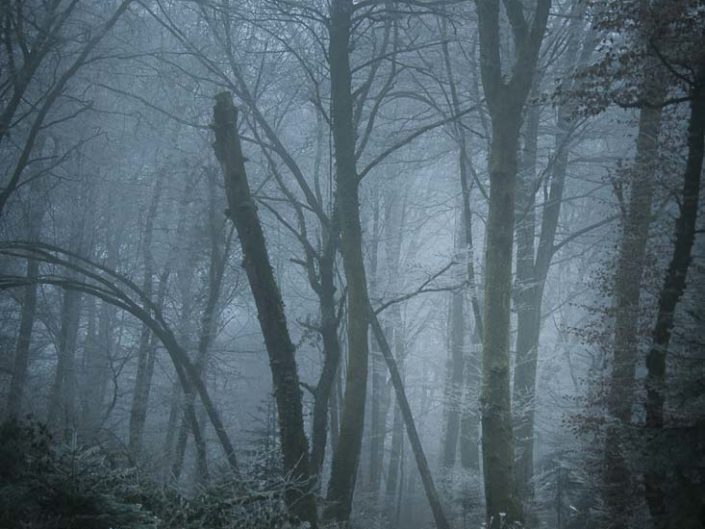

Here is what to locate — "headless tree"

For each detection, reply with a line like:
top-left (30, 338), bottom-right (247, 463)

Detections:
top-left (212, 92), bottom-right (317, 529)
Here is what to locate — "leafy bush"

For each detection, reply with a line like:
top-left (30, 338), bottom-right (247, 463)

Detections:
top-left (0, 418), bottom-right (307, 529)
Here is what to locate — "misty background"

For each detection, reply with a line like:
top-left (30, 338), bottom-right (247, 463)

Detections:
top-left (0, 1), bottom-right (703, 529)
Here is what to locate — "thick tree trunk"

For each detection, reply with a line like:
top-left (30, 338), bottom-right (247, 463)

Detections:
top-left (212, 92), bottom-right (317, 528)
top-left (473, 0), bottom-right (550, 524)
top-left (644, 66), bottom-right (705, 529)
top-left (481, 115), bottom-right (523, 528)
top-left (324, 0), bottom-right (373, 522)
top-left (604, 73), bottom-right (665, 529)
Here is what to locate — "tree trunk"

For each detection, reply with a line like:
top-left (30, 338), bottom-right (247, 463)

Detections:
top-left (513, 14), bottom-right (593, 507)
top-left (324, 0), bottom-right (373, 522)
top-left (473, 0), bottom-right (550, 524)
top-left (513, 100), bottom-right (540, 505)
top-left (47, 286), bottom-right (82, 436)
top-left (644, 65), bottom-right (705, 529)
top-left (311, 248), bottom-right (342, 479)
top-left (369, 306), bottom-right (451, 529)
top-left (212, 92), bottom-right (317, 528)
top-left (80, 228), bottom-right (119, 440)
top-left (128, 172), bottom-right (164, 457)
top-left (481, 114), bottom-right (524, 528)
top-left (6, 159), bottom-right (48, 419)
top-left (79, 297), bottom-right (111, 441)
top-left (368, 192), bottom-right (384, 497)
top-left (173, 180), bottom-right (230, 482)
top-left (385, 320), bottom-right (405, 521)
top-left (441, 213), bottom-right (467, 469)
top-left (604, 72), bottom-right (665, 529)
top-left (6, 258), bottom-right (39, 419)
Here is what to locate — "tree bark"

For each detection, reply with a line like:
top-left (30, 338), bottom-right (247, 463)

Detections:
top-left (604, 71), bottom-right (666, 529)
top-left (473, 1), bottom-right (550, 525)
top-left (212, 92), bottom-right (317, 528)
top-left (368, 192), bottom-right (384, 497)
top-left (310, 249), bottom-right (341, 479)
top-left (644, 64), bottom-right (705, 529)
top-left (513, 99), bottom-right (541, 505)
top-left (324, 0), bottom-right (373, 523)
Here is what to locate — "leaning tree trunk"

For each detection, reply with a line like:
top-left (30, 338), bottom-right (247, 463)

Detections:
top-left (643, 64), bottom-right (705, 529)
top-left (212, 92), bottom-right (317, 529)
top-left (324, 0), bottom-right (373, 523)
top-left (369, 306), bottom-right (452, 529)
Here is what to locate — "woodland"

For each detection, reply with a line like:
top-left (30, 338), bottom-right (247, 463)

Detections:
top-left (0, 1), bottom-right (703, 528)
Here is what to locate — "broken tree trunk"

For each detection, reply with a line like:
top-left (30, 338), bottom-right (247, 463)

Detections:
top-left (212, 92), bottom-right (317, 529)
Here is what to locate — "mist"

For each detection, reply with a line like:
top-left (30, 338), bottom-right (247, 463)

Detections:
top-left (0, 1), bottom-right (703, 528)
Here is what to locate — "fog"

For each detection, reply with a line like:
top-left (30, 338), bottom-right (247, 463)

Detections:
top-left (0, 1), bottom-right (703, 529)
